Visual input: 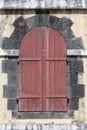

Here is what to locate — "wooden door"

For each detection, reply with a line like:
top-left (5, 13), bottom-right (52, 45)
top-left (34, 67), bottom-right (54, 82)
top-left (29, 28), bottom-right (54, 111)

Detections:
top-left (18, 27), bottom-right (67, 112)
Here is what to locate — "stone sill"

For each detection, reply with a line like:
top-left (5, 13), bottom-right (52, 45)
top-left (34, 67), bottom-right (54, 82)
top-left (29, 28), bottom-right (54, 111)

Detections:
top-left (0, 123), bottom-right (86, 130)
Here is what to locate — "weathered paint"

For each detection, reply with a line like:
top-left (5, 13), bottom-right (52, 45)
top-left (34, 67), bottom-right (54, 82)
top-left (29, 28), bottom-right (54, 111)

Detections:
top-left (0, 0), bottom-right (87, 9)
top-left (19, 27), bottom-right (67, 112)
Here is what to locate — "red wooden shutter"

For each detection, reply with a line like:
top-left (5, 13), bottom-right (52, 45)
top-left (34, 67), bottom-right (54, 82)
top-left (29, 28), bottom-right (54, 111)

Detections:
top-left (18, 27), bottom-right (67, 112)
top-left (42, 28), bottom-right (67, 111)
top-left (18, 28), bottom-right (43, 111)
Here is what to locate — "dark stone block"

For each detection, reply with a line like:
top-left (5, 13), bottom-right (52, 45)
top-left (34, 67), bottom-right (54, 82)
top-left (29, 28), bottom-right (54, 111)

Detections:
top-left (12, 111), bottom-right (17, 118)
top-left (2, 38), bottom-right (13, 49)
top-left (68, 59), bottom-right (84, 73)
top-left (8, 72), bottom-right (18, 86)
top-left (2, 60), bottom-right (8, 73)
top-left (2, 37), bottom-right (20, 49)
top-left (7, 99), bottom-right (17, 110)
top-left (68, 58), bottom-right (78, 70)
top-left (77, 60), bottom-right (84, 72)
top-left (8, 60), bottom-right (19, 73)
top-left (55, 17), bottom-right (73, 33)
top-left (13, 16), bottom-right (27, 30)
top-left (26, 14), bottom-right (50, 30)
top-left (10, 28), bottom-right (26, 41)
top-left (68, 84), bottom-right (84, 98)
top-left (48, 15), bottom-right (60, 29)
top-left (3, 85), bottom-right (17, 98)
top-left (37, 14), bottom-right (50, 27)
top-left (69, 72), bottom-right (78, 85)
top-left (59, 16), bottom-right (73, 27)
top-left (61, 28), bottom-right (75, 43)
top-left (68, 85), bottom-right (78, 97)
top-left (77, 85), bottom-right (85, 97)
top-left (2, 60), bottom-right (18, 73)
top-left (69, 97), bottom-right (79, 110)
top-left (26, 16), bottom-right (39, 31)
top-left (66, 37), bottom-right (84, 49)
top-left (68, 57), bottom-right (77, 62)
top-left (13, 111), bottom-right (73, 119)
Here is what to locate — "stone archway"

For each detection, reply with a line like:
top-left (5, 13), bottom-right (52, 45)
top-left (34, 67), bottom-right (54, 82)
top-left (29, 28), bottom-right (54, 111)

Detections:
top-left (2, 14), bottom-right (84, 118)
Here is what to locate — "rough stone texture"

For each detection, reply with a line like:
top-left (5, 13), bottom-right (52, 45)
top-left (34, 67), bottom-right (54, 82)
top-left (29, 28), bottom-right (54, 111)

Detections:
top-left (0, 123), bottom-right (87, 130)
top-left (0, 0), bottom-right (87, 9)
top-left (3, 85), bottom-right (17, 98)
top-left (13, 111), bottom-right (73, 119)
top-left (2, 14), bottom-right (84, 119)
top-left (48, 15), bottom-right (60, 29)
top-left (7, 72), bottom-right (18, 86)
top-left (67, 58), bottom-right (84, 110)
top-left (2, 15), bottom-right (84, 49)
top-left (7, 99), bottom-right (17, 110)
top-left (68, 59), bottom-right (84, 73)
top-left (66, 37), bottom-right (84, 49)
top-left (2, 59), bottom-right (18, 73)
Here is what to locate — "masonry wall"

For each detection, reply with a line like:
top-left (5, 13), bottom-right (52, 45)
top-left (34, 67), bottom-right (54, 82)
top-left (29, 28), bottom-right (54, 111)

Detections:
top-left (0, 9), bottom-right (87, 129)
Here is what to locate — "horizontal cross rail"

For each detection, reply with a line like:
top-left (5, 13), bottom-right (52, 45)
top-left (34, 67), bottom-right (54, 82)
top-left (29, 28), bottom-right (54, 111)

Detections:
top-left (18, 96), bottom-right (40, 99)
top-left (18, 58), bottom-right (40, 61)
top-left (46, 58), bottom-right (66, 61)
top-left (46, 96), bottom-right (67, 98)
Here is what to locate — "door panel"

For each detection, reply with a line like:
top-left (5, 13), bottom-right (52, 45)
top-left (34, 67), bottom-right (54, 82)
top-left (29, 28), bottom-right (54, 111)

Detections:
top-left (42, 28), bottom-right (67, 111)
top-left (19, 28), bottom-right (42, 111)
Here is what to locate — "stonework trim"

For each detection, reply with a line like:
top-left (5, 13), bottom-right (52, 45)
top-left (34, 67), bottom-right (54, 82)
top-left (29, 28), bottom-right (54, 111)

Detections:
top-left (0, 123), bottom-right (86, 130)
top-left (0, 49), bottom-right (87, 56)
top-left (0, 0), bottom-right (87, 9)
top-left (2, 15), bottom-right (84, 119)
